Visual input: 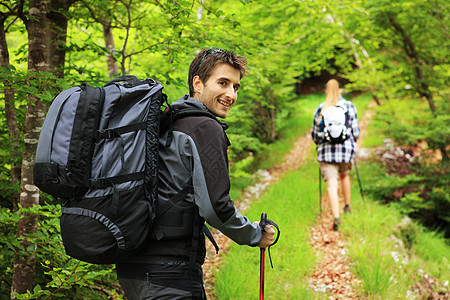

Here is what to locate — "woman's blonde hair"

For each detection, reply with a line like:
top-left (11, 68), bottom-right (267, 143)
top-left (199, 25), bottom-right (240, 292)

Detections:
top-left (318, 79), bottom-right (341, 123)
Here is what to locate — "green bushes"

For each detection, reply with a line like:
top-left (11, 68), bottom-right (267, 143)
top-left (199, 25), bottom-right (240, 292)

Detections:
top-left (343, 97), bottom-right (450, 298)
top-left (365, 98), bottom-right (449, 237)
top-left (345, 160), bottom-right (450, 299)
top-left (0, 203), bottom-right (121, 299)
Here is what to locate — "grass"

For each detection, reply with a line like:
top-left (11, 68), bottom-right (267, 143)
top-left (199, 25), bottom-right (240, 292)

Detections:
top-left (214, 151), bottom-right (322, 299)
top-left (342, 98), bottom-right (450, 298)
top-left (212, 93), bottom-right (449, 299)
top-left (342, 159), bottom-right (450, 299)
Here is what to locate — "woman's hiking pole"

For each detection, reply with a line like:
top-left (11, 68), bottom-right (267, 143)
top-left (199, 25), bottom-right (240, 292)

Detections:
top-left (259, 213), bottom-right (267, 300)
top-left (258, 213), bottom-right (281, 300)
top-left (319, 167), bottom-right (322, 213)
top-left (353, 157), bottom-right (365, 201)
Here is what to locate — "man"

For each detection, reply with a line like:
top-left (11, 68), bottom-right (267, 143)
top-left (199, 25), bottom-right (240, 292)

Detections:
top-left (115, 48), bottom-right (275, 299)
top-left (311, 79), bottom-right (360, 231)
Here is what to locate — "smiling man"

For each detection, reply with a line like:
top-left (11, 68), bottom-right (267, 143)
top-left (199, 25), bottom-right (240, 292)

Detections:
top-left (115, 48), bottom-right (275, 300)
top-left (192, 60), bottom-right (240, 118)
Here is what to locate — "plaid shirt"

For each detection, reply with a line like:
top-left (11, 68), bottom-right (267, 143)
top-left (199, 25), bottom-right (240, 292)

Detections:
top-left (311, 98), bottom-right (360, 163)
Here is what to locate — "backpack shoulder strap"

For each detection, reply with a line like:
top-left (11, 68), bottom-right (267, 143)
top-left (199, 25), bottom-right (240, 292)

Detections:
top-left (161, 106), bottom-right (226, 147)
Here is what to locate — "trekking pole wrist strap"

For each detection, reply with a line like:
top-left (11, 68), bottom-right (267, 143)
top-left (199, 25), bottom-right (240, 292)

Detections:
top-left (260, 218), bottom-right (280, 269)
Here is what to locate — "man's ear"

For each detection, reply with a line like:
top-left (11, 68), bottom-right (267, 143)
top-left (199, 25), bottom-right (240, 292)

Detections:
top-left (193, 75), bottom-right (203, 95)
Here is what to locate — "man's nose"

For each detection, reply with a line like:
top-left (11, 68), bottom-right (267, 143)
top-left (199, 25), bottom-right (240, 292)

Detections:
top-left (225, 86), bottom-right (237, 101)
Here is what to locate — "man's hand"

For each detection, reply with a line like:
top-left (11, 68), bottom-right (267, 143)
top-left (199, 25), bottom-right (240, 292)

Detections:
top-left (254, 221), bottom-right (275, 248)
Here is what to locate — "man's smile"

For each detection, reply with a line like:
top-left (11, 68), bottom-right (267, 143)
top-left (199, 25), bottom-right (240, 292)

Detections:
top-left (218, 99), bottom-right (232, 107)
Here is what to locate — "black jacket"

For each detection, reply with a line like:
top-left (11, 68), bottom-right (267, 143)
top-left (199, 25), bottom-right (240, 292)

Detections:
top-left (127, 96), bottom-right (262, 264)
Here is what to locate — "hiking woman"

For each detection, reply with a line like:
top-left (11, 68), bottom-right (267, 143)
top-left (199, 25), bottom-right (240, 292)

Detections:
top-left (311, 79), bottom-right (360, 231)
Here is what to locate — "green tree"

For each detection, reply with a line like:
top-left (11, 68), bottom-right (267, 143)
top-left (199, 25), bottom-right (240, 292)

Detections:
top-left (338, 0), bottom-right (448, 160)
top-left (0, 1), bottom-right (243, 298)
top-left (5, 1), bottom-right (76, 298)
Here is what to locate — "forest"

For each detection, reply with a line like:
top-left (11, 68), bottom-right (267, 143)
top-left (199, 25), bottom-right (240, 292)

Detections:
top-left (0, 0), bottom-right (448, 299)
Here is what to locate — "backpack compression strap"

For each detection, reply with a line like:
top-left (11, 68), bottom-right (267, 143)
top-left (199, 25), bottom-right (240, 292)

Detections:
top-left (90, 172), bottom-right (145, 216)
top-left (92, 122), bottom-right (146, 139)
top-left (89, 121), bottom-right (148, 215)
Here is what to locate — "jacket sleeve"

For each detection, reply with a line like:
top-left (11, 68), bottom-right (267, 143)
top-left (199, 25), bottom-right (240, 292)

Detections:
top-left (311, 105), bottom-right (323, 144)
top-left (348, 102), bottom-right (360, 140)
top-left (189, 118), bottom-right (262, 246)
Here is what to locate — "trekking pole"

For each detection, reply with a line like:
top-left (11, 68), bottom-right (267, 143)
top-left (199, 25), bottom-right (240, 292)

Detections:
top-left (258, 213), bottom-right (281, 300)
top-left (259, 213), bottom-right (267, 300)
top-left (319, 167), bottom-right (322, 213)
top-left (353, 157), bottom-right (365, 201)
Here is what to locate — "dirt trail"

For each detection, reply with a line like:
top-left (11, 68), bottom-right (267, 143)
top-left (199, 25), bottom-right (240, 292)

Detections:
top-left (203, 103), bottom-right (375, 299)
top-left (306, 104), bottom-right (376, 299)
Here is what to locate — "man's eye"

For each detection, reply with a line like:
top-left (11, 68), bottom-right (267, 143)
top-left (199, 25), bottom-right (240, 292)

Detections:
top-left (234, 86), bottom-right (239, 92)
top-left (219, 81), bottom-right (226, 86)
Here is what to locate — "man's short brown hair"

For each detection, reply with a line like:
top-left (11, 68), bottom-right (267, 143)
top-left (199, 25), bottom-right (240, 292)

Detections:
top-left (188, 48), bottom-right (248, 96)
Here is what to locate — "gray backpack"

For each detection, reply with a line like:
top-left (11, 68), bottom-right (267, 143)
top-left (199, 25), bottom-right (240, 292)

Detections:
top-left (34, 76), bottom-right (165, 264)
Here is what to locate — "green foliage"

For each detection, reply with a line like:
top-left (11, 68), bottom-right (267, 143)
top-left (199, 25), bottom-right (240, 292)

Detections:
top-left (0, 203), bottom-right (121, 299)
top-left (1, 0), bottom-right (448, 298)
top-left (369, 173), bottom-right (422, 201)
top-left (372, 97), bottom-right (449, 160)
top-left (414, 230), bottom-right (450, 279)
top-left (364, 98), bottom-right (449, 236)
top-left (333, 0), bottom-right (449, 108)
top-left (248, 93), bottom-right (324, 171)
top-left (0, 207), bottom-right (19, 296)
top-left (0, 67), bottom-right (70, 209)
top-left (345, 159), bottom-right (450, 298)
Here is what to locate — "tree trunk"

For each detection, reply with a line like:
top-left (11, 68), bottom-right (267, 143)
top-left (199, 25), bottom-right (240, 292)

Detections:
top-left (11, 1), bottom-right (75, 297)
top-left (0, 16), bottom-right (21, 211)
top-left (372, 95), bottom-right (381, 106)
top-left (102, 22), bottom-right (118, 78)
top-left (269, 89), bottom-right (276, 141)
top-left (47, 0), bottom-right (71, 78)
top-left (197, 0), bottom-right (205, 19)
top-left (11, 0), bottom-right (49, 297)
top-left (387, 14), bottom-right (436, 114)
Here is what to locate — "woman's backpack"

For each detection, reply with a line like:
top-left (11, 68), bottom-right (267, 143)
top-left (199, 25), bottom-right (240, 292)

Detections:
top-left (320, 101), bottom-right (351, 144)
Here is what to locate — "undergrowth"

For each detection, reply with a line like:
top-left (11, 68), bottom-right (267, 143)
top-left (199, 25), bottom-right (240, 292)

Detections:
top-left (343, 160), bottom-right (449, 299)
top-left (343, 97), bottom-right (449, 299)
top-left (364, 98), bottom-right (449, 237)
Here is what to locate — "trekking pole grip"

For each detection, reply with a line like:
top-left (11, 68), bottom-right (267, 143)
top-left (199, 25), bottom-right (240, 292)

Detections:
top-left (259, 213), bottom-right (267, 233)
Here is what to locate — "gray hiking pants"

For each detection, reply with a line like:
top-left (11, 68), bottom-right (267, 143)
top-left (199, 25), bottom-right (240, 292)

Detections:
top-left (116, 258), bottom-right (206, 300)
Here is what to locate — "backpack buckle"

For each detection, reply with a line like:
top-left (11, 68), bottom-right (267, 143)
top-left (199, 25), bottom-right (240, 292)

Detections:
top-left (97, 129), bottom-right (116, 139)
top-left (90, 178), bottom-right (109, 189)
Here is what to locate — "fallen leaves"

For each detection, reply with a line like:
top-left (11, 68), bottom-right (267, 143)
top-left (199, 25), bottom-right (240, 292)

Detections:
top-left (308, 212), bottom-right (362, 299)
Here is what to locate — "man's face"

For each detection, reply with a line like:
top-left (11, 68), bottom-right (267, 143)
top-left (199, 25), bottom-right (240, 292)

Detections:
top-left (193, 63), bottom-right (241, 119)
